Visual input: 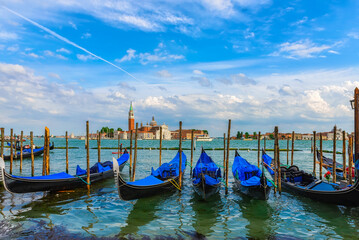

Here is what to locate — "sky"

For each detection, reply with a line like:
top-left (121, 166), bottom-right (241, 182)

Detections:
top-left (0, 0), bottom-right (359, 136)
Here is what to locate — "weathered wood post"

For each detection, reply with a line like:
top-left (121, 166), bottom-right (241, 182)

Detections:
top-left (66, 131), bottom-right (69, 173)
top-left (273, 127), bottom-right (278, 194)
top-left (159, 126), bottom-right (162, 167)
top-left (118, 132), bottom-right (120, 159)
top-left (30, 131), bottom-right (34, 176)
top-left (348, 135), bottom-right (353, 185)
top-left (10, 128), bottom-right (13, 174)
top-left (291, 131), bottom-right (295, 166)
top-left (97, 131), bottom-right (101, 163)
top-left (223, 133), bottom-right (226, 179)
top-left (129, 130), bottom-right (133, 176)
top-left (275, 126), bottom-right (281, 194)
top-left (354, 87), bottom-right (359, 179)
top-left (86, 121), bottom-right (90, 190)
top-left (264, 136), bottom-right (266, 151)
top-left (286, 138), bottom-right (289, 165)
top-left (313, 131), bottom-right (316, 177)
top-left (179, 121), bottom-right (183, 189)
top-left (42, 128), bottom-right (47, 176)
top-left (190, 129), bottom-right (194, 175)
top-left (0, 128), bottom-right (4, 159)
top-left (257, 131), bottom-right (261, 167)
top-left (46, 128), bottom-right (50, 174)
top-left (132, 123), bottom-right (138, 181)
top-left (320, 133), bottom-right (323, 180)
top-left (225, 119), bottom-right (231, 194)
top-left (342, 131), bottom-right (346, 180)
top-left (20, 131), bottom-right (23, 172)
top-left (333, 125), bottom-right (337, 183)
top-left (13, 134), bottom-right (17, 160)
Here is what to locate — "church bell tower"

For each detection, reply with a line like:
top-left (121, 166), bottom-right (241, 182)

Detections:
top-left (128, 102), bottom-right (135, 131)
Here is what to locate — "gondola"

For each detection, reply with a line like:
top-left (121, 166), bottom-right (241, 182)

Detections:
top-left (192, 149), bottom-right (221, 200)
top-left (232, 150), bottom-right (272, 200)
top-left (3, 142), bottom-right (55, 161)
top-left (0, 149), bottom-right (129, 193)
top-left (7, 141), bottom-right (54, 151)
top-left (316, 150), bottom-right (355, 181)
top-left (113, 151), bottom-right (186, 201)
top-left (262, 151), bottom-right (359, 206)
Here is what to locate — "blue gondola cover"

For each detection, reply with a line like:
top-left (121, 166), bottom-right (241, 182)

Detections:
top-left (151, 151), bottom-right (187, 179)
top-left (262, 153), bottom-right (275, 175)
top-left (192, 150), bottom-right (221, 186)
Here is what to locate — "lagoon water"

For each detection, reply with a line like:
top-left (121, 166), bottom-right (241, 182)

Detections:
top-left (1, 138), bottom-right (359, 239)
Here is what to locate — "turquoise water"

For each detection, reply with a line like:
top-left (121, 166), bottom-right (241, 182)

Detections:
top-left (1, 138), bottom-right (359, 239)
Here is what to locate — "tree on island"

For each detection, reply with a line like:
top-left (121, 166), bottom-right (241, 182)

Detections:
top-left (269, 134), bottom-right (274, 139)
top-left (253, 132), bottom-right (257, 139)
top-left (117, 127), bottom-right (123, 131)
top-left (245, 132), bottom-right (249, 139)
top-left (100, 127), bottom-right (115, 138)
top-left (203, 130), bottom-right (208, 135)
top-left (236, 131), bottom-right (243, 139)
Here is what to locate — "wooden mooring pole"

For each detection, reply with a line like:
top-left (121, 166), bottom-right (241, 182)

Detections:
top-left (190, 129), bottom-right (194, 175)
top-left (46, 128), bottom-right (50, 174)
top-left (159, 126), bottom-right (162, 167)
top-left (275, 126), bottom-right (281, 194)
top-left (291, 131), bottom-right (295, 166)
top-left (179, 121), bottom-right (183, 190)
top-left (129, 130), bottom-right (133, 177)
top-left (286, 138), bottom-right (289, 165)
top-left (354, 87), bottom-right (359, 179)
top-left (10, 128), bottom-right (13, 174)
top-left (225, 119), bottom-right (231, 194)
top-left (30, 131), bottom-right (34, 176)
top-left (273, 127), bottom-right (278, 194)
top-left (333, 125), bottom-right (337, 183)
top-left (98, 131), bottom-right (101, 162)
top-left (66, 131), bottom-right (69, 173)
top-left (132, 123), bottom-right (138, 181)
top-left (257, 131), bottom-right (261, 167)
top-left (0, 128), bottom-right (4, 160)
top-left (223, 133), bottom-right (226, 179)
top-left (313, 131), bottom-right (316, 177)
top-left (20, 131), bottom-right (23, 172)
top-left (264, 137), bottom-right (266, 151)
top-left (348, 135), bottom-right (353, 185)
top-left (342, 131), bottom-right (346, 180)
top-left (42, 128), bottom-right (47, 176)
top-left (86, 121), bottom-right (90, 190)
top-left (118, 132), bottom-right (120, 159)
top-left (320, 133), bottom-right (323, 180)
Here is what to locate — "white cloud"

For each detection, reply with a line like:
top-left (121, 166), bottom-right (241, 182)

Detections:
top-left (116, 49), bottom-right (136, 62)
top-left (348, 32), bottom-right (359, 39)
top-left (328, 50), bottom-right (339, 55)
top-left (48, 73), bottom-right (61, 80)
top-left (231, 73), bottom-right (256, 85)
top-left (45, 50), bottom-right (68, 60)
top-left (118, 82), bottom-right (136, 91)
top-left (81, 32), bottom-right (91, 39)
top-left (193, 69), bottom-right (204, 75)
top-left (56, 48), bottom-right (71, 54)
top-left (77, 54), bottom-right (96, 61)
top-left (192, 76), bottom-right (211, 87)
top-left (157, 70), bottom-right (172, 78)
top-left (68, 21), bottom-right (77, 30)
top-left (271, 39), bottom-right (332, 59)
top-left (27, 52), bottom-right (40, 58)
top-left (0, 31), bottom-right (18, 41)
top-left (7, 45), bottom-right (19, 52)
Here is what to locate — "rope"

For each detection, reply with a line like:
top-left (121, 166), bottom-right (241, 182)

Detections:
top-left (218, 177), bottom-right (228, 187)
top-left (168, 178), bottom-right (181, 191)
top-left (75, 175), bottom-right (90, 185)
top-left (267, 178), bottom-right (277, 188)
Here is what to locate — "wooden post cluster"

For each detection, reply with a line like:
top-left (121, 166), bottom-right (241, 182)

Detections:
top-left (274, 126), bottom-right (281, 194)
top-left (132, 123), bottom-right (138, 181)
top-left (30, 131), bottom-right (34, 176)
top-left (179, 121), bottom-right (183, 190)
top-left (225, 119), bottom-right (231, 194)
top-left (159, 126), bottom-right (162, 167)
top-left (97, 130), bottom-right (101, 163)
top-left (313, 131), bottom-right (316, 177)
top-left (86, 121), bottom-right (90, 189)
top-left (10, 128), bottom-right (13, 174)
top-left (0, 128), bottom-right (4, 159)
top-left (190, 129), bottom-right (194, 175)
top-left (20, 131), bottom-right (23, 172)
top-left (319, 133), bottom-right (323, 180)
top-left (291, 131), bottom-right (294, 166)
top-left (66, 131), bottom-right (69, 173)
top-left (348, 135), bottom-right (353, 185)
top-left (342, 131), bottom-right (346, 180)
top-left (257, 131), bottom-right (261, 167)
top-left (333, 125), bottom-right (337, 183)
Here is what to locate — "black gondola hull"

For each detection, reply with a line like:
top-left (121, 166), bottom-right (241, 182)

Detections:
top-left (192, 177), bottom-right (220, 200)
top-left (115, 173), bottom-right (180, 201)
top-left (233, 178), bottom-right (271, 200)
top-left (1, 161), bottom-right (125, 193)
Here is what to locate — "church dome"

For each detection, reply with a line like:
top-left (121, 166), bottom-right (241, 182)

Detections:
top-left (150, 116), bottom-right (157, 126)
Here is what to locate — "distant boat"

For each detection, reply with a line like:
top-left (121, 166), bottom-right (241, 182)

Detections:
top-left (196, 135), bottom-right (213, 142)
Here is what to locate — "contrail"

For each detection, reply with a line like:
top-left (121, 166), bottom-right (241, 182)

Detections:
top-left (2, 6), bottom-right (137, 80)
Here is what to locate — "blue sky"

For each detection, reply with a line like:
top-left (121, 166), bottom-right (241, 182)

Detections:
top-left (0, 0), bottom-right (359, 136)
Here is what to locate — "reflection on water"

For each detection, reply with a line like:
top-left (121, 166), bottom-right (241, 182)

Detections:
top-left (0, 138), bottom-right (358, 238)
